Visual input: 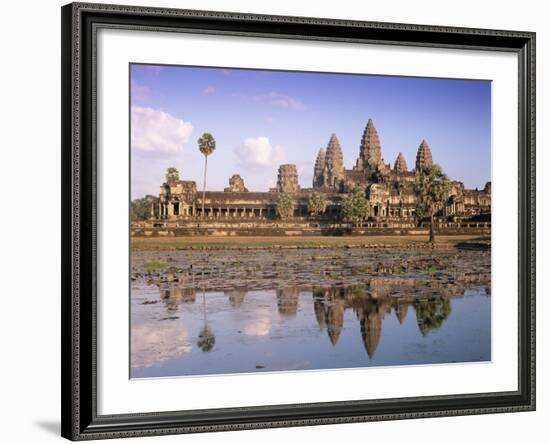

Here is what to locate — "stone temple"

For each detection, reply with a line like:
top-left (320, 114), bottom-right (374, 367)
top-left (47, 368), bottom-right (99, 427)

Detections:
top-left (150, 119), bottom-right (490, 228)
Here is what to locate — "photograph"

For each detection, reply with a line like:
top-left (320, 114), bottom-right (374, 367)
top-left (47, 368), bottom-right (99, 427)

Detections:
top-left (129, 64), bottom-right (492, 378)
top-left (56, 1), bottom-right (537, 440)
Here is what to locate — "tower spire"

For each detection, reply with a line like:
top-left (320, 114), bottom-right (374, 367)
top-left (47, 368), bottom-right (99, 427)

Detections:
top-left (356, 118), bottom-right (383, 171)
top-left (393, 152), bottom-right (408, 173)
top-left (415, 139), bottom-right (433, 171)
top-left (324, 133), bottom-right (344, 187)
top-left (313, 148), bottom-right (326, 188)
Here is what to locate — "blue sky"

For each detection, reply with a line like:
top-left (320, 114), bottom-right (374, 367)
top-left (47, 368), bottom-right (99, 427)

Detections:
top-left (130, 64), bottom-right (491, 199)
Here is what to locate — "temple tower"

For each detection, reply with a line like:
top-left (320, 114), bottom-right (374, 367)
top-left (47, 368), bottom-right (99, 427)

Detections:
top-left (356, 118), bottom-right (383, 171)
top-left (224, 174), bottom-right (248, 192)
top-left (393, 152), bottom-right (408, 173)
top-left (359, 308), bottom-right (383, 359)
top-left (415, 139), bottom-right (433, 171)
top-left (276, 288), bottom-right (300, 317)
top-left (312, 148), bottom-right (326, 188)
top-left (276, 164), bottom-right (300, 193)
top-left (323, 133), bottom-right (344, 188)
top-left (395, 303), bottom-right (409, 325)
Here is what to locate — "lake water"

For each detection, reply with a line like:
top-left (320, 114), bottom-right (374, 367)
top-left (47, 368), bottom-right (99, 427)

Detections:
top-left (130, 282), bottom-right (491, 378)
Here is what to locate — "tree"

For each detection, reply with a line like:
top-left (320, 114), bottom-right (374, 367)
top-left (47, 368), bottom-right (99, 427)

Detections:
top-left (197, 327), bottom-right (216, 352)
top-left (197, 133), bottom-right (216, 217)
top-left (341, 186), bottom-right (370, 226)
top-left (308, 191), bottom-right (327, 216)
top-left (130, 195), bottom-right (159, 222)
top-left (414, 164), bottom-right (451, 243)
top-left (414, 298), bottom-right (451, 336)
top-left (276, 193), bottom-right (294, 219)
top-left (198, 272), bottom-right (216, 352)
top-left (165, 167), bottom-right (179, 183)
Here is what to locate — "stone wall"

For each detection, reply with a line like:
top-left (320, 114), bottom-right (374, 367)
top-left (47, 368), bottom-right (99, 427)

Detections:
top-left (131, 220), bottom-right (490, 237)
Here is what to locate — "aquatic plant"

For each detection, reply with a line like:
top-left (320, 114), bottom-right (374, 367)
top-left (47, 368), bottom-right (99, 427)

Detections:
top-left (144, 259), bottom-right (168, 272)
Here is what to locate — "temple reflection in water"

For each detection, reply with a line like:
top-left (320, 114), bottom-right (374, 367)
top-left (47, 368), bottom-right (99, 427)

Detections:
top-left (153, 279), bottom-right (489, 360)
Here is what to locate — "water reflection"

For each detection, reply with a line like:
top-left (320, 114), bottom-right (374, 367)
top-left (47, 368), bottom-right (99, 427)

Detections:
top-left (130, 314), bottom-right (192, 369)
top-left (414, 298), bottom-right (452, 337)
top-left (226, 289), bottom-right (246, 306)
top-left (308, 286), bottom-right (454, 358)
top-left (353, 297), bottom-right (388, 359)
top-left (197, 285), bottom-right (216, 352)
top-left (395, 302), bottom-right (409, 325)
top-left (131, 248), bottom-right (490, 377)
top-left (161, 286), bottom-right (196, 314)
top-left (312, 288), bottom-right (345, 346)
top-left (277, 287), bottom-right (300, 318)
top-left (144, 280), bottom-right (481, 362)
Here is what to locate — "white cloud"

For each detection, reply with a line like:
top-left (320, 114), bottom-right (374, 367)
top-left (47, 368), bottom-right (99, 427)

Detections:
top-left (233, 136), bottom-right (285, 168)
top-left (243, 306), bottom-right (272, 337)
top-left (131, 106), bottom-right (193, 155)
top-left (131, 321), bottom-right (192, 369)
top-left (203, 86), bottom-right (216, 94)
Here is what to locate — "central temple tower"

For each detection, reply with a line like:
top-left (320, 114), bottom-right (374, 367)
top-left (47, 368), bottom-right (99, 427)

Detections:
top-left (323, 133), bottom-right (345, 188)
top-left (355, 119), bottom-right (384, 172)
top-left (415, 139), bottom-right (433, 171)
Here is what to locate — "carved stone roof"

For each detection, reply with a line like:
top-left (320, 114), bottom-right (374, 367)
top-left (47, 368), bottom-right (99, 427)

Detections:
top-left (325, 133), bottom-right (344, 178)
top-left (314, 148), bottom-right (326, 175)
top-left (356, 118), bottom-right (383, 170)
top-left (224, 174), bottom-right (248, 192)
top-left (393, 152), bottom-right (408, 173)
top-left (415, 139), bottom-right (433, 171)
top-left (313, 148), bottom-right (326, 187)
top-left (276, 164), bottom-right (300, 193)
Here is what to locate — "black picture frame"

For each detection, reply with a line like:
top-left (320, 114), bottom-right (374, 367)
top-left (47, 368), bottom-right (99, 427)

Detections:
top-left (61, 2), bottom-right (536, 440)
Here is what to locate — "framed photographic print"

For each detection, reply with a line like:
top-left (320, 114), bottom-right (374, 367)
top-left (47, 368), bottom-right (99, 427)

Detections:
top-left (61, 2), bottom-right (536, 440)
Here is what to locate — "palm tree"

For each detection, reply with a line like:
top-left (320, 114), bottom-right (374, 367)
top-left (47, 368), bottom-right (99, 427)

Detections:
top-left (414, 164), bottom-right (451, 243)
top-left (197, 271), bottom-right (215, 352)
top-left (197, 133), bottom-right (216, 218)
top-left (165, 167), bottom-right (179, 183)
